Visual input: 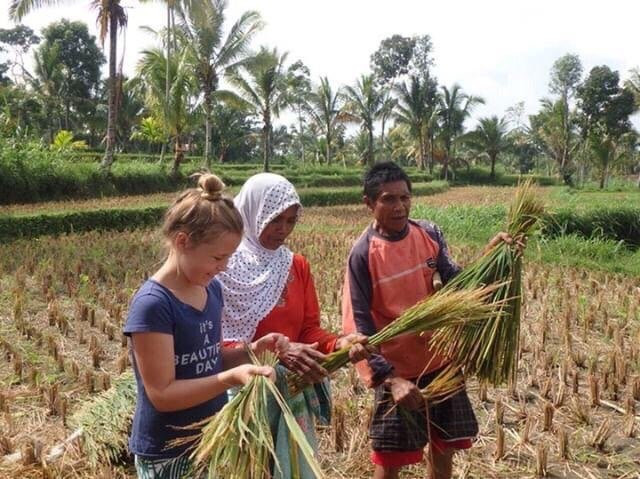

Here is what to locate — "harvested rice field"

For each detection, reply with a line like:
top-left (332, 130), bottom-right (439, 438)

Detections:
top-left (1, 186), bottom-right (639, 478)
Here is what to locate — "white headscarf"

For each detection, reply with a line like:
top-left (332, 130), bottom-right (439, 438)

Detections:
top-left (218, 173), bottom-right (301, 342)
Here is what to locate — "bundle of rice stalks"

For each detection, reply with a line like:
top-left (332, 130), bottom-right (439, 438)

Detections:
top-left (429, 179), bottom-right (544, 385)
top-left (288, 285), bottom-right (501, 395)
top-left (188, 350), bottom-right (324, 479)
top-left (70, 371), bottom-right (136, 468)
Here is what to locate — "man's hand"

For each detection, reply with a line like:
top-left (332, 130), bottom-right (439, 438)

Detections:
top-left (385, 376), bottom-right (423, 411)
top-left (335, 333), bottom-right (372, 363)
top-left (485, 231), bottom-right (526, 256)
top-left (278, 342), bottom-right (328, 384)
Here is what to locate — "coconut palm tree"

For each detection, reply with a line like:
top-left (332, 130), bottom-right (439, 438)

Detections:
top-left (139, 0), bottom-right (182, 162)
top-left (394, 74), bottom-right (439, 170)
top-left (529, 98), bottom-right (580, 183)
top-left (438, 84), bottom-right (484, 180)
top-left (137, 46), bottom-right (195, 176)
top-left (10, 0), bottom-right (127, 172)
top-left (226, 46), bottom-right (288, 172)
top-left (463, 115), bottom-right (511, 179)
top-left (343, 74), bottom-right (384, 166)
top-left (28, 43), bottom-right (64, 142)
top-left (174, 0), bottom-right (262, 167)
top-left (306, 77), bottom-right (343, 165)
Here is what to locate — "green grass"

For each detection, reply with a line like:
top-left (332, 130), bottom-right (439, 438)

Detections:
top-left (546, 187), bottom-right (640, 210)
top-left (412, 203), bottom-right (640, 277)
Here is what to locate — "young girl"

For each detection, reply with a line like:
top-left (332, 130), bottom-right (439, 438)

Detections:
top-left (123, 173), bottom-right (288, 478)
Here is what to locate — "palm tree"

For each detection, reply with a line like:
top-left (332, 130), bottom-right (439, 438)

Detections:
top-left (463, 116), bottom-right (511, 179)
top-left (29, 43), bottom-right (64, 143)
top-left (438, 84), bottom-right (484, 180)
top-left (588, 125), bottom-right (636, 189)
top-left (285, 61), bottom-right (311, 164)
top-left (378, 88), bottom-right (398, 161)
top-left (226, 46), bottom-right (288, 172)
top-left (175, 0), bottom-right (262, 167)
top-left (306, 77), bottom-right (343, 165)
top-left (139, 0), bottom-right (181, 162)
top-left (529, 98), bottom-right (580, 184)
top-left (394, 74), bottom-right (438, 170)
top-left (137, 47), bottom-right (195, 176)
top-left (10, 0), bottom-right (127, 173)
top-left (343, 74), bottom-right (384, 166)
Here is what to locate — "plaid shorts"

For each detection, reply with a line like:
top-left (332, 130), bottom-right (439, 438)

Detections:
top-left (134, 455), bottom-right (204, 479)
top-left (369, 368), bottom-right (478, 452)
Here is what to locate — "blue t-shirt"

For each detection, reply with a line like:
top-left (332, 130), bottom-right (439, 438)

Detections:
top-left (123, 278), bottom-right (228, 458)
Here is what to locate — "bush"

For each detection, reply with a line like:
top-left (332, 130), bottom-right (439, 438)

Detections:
top-left (0, 182), bottom-right (449, 241)
top-left (451, 167), bottom-right (558, 186)
top-left (543, 207), bottom-right (640, 247)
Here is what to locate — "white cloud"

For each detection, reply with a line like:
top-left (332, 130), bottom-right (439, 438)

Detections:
top-left (1, 0), bottom-right (638, 127)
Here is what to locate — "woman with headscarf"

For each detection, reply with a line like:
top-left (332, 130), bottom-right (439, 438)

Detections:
top-left (217, 172), bottom-right (366, 478)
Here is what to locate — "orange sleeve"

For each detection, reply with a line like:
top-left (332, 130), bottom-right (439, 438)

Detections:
top-left (296, 255), bottom-right (339, 354)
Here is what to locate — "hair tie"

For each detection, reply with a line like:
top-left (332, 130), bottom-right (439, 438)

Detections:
top-left (200, 188), bottom-right (222, 201)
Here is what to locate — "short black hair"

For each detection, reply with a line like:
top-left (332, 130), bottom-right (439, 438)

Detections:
top-left (363, 161), bottom-right (412, 200)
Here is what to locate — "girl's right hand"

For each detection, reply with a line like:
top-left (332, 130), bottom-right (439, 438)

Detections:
top-left (231, 364), bottom-right (275, 386)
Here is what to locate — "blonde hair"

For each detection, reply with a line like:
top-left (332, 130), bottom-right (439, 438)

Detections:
top-left (162, 173), bottom-right (243, 246)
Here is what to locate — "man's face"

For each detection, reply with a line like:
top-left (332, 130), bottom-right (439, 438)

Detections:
top-left (365, 180), bottom-right (411, 236)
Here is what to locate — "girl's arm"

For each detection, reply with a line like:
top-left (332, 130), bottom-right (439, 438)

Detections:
top-left (131, 332), bottom-right (273, 413)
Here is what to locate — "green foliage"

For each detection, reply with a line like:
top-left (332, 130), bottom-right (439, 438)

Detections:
top-left (542, 207), bottom-right (640, 247)
top-left (451, 167), bottom-right (558, 186)
top-left (37, 19), bottom-right (105, 126)
top-left (0, 182), bottom-right (448, 241)
top-left (50, 129), bottom-right (88, 153)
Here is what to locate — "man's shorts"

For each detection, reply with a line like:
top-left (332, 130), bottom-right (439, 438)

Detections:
top-left (369, 368), bottom-right (479, 467)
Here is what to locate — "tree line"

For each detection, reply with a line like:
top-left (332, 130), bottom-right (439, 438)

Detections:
top-left (3, 0), bottom-right (640, 187)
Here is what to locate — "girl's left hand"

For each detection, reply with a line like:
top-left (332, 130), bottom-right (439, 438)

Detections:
top-left (252, 333), bottom-right (290, 355)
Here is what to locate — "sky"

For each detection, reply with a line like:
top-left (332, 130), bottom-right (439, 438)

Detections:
top-left (2, 0), bottom-right (639, 128)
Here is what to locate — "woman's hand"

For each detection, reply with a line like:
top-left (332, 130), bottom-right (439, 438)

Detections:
top-left (230, 364), bottom-right (276, 386)
top-left (278, 341), bottom-right (328, 384)
top-left (251, 333), bottom-right (290, 356)
top-left (335, 333), bottom-right (371, 363)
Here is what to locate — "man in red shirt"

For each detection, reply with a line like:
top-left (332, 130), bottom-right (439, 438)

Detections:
top-left (343, 162), bottom-right (512, 479)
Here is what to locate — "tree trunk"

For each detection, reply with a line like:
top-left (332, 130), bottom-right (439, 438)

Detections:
top-left (490, 154), bottom-right (496, 179)
top-left (367, 122), bottom-right (375, 167)
top-left (172, 135), bottom-right (183, 177)
top-left (203, 86), bottom-right (213, 168)
top-left (429, 132), bottom-right (435, 174)
top-left (442, 144), bottom-right (451, 181)
top-left (418, 129), bottom-right (426, 170)
top-left (326, 131), bottom-right (331, 165)
top-left (380, 116), bottom-right (386, 161)
top-left (160, 4), bottom-right (171, 165)
top-left (204, 113), bottom-right (211, 168)
top-left (100, 8), bottom-right (118, 173)
top-left (263, 110), bottom-right (271, 172)
top-left (298, 110), bottom-right (305, 164)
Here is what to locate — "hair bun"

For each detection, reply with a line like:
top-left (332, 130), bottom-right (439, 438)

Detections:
top-left (197, 173), bottom-right (225, 201)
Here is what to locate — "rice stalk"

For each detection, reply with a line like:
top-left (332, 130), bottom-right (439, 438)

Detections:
top-left (426, 180), bottom-right (543, 386)
top-left (187, 350), bottom-right (325, 479)
top-left (288, 286), bottom-right (501, 395)
top-left (69, 371), bottom-right (136, 468)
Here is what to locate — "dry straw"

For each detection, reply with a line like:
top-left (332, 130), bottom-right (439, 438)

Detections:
top-left (429, 179), bottom-right (544, 385)
top-left (186, 350), bottom-right (325, 479)
top-left (288, 285), bottom-right (501, 396)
